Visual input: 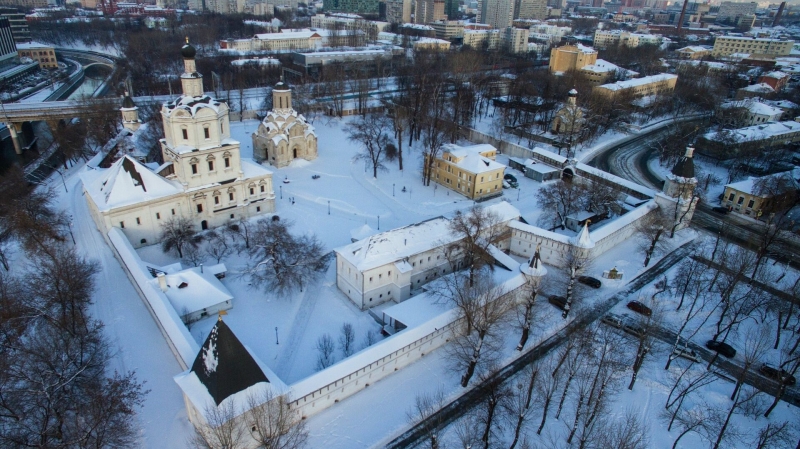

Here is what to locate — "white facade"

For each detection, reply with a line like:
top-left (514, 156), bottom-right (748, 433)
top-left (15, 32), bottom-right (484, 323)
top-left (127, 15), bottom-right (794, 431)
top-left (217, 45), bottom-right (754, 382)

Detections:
top-left (504, 26), bottom-right (530, 53)
top-left (334, 202), bottom-right (521, 310)
top-left (481, 0), bottom-right (514, 29)
top-left (81, 41), bottom-right (276, 249)
top-left (712, 36), bottom-right (794, 58)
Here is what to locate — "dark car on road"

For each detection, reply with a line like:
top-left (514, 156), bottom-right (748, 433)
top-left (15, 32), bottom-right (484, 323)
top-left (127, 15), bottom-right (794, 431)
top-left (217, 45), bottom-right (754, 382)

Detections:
top-left (626, 300), bottom-right (652, 317)
top-left (759, 363), bottom-right (797, 385)
top-left (711, 206), bottom-right (729, 214)
top-left (548, 295), bottom-right (567, 310)
top-left (706, 340), bottom-right (737, 358)
top-left (504, 173), bottom-right (519, 188)
top-left (578, 276), bottom-right (602, 288)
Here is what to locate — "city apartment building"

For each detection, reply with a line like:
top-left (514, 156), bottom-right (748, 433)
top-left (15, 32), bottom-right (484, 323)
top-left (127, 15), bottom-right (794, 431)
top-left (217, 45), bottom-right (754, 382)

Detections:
top-left (718, 99), bottom-right (784, 126)
top-left (676, 45), bottom-right (711, 59)
top-left (514, 0), bottom-right (547, 20)
top-left (322, 0), bottom-right (379, 14)
top-left (311, 13), bottom-right (389, 33)
top-left (712, 36), bottom-right (794, 58)
top-left (385, 0), bottom-right (411, 23)
top-left (717, 1), bottom-right (757, 21)
top-left (414, 0), bottom-right (445, 24)
top-left (220, 30), bottom-right (323, 52)
top-left (16, 41), bottom-right (56, 69)
top-left (427, 143), bottom-right (506, 200)
top-left (593, 30), bottom-right (662, 49)
top-left (697, 121), bottom-right (800, 158)
top-left (504, 26), bottom-right (530, 54)
top-left (548, 43), bottom-right (597, 74)
top-left (480, 0), bottom-right (514, 29)
top-left (463, 28), bottom-right (501, 49)
top-left (593, 73), bottom-right (677, 99)
top-left (430, 20), bottom-right (464, 39)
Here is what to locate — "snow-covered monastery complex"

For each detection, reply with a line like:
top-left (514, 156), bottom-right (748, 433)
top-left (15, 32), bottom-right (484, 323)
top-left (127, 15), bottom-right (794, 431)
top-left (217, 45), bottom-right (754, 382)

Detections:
top-left (82, 40), bottom-right (276, 248)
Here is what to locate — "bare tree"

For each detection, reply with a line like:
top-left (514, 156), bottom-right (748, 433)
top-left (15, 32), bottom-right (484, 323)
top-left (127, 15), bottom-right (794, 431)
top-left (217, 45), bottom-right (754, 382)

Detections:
top-left (183, 244), bottom-right (205, 267)
top-left (730, 324), bottom-right (771, 401)
top-left (315, 333), bottom-right (335, 371)
top-left (636, 211), bottom-right (669, 267)
top-left (244, 218), bottom-right (329, 297)
top-left (446, 205), bottom-right (505, 287)
top-left (189, 400), bottom-right (248, 449)
top-left (535, 180), bottom-right (585, 231)
top-left (407, 389), bottom-right (446, 449)
top-left (245, 389), bottom-right (309, 449)
top-left (205, 230), bottom-right (232, 263)
top-left (475, 371), bottom-right (511, 449)
top-left (345, 113), bottom-right (392, 179)
top-left (658, 401), bottom-right (712, 449)
top-left (562, 245), bottom-right (592, 320)
top-left (664, 368), bottom-right (717, 432)
top-left (338, 322), bottom-right (355, 357)
top-left (439, 269), bottom-right (514, 387)
top-left (591, 408), bottom-right (650, 449)
top-left (535, 357), bottom-right (563, 435)
top-left (711, 386), bottom-right (765, 449)
top-left (517, 252), bottom-right (546, 350)
top-left (160, 216), bottom-right (200, 259)
top-left (421, 117), bottom-right (451, 186)
top-left (225, 217), bottom-right (254, 252)
top-left (752, 421), bottom-right (794, 449)
top-left (504, 364), bottom-right (540, 449)
top-left (628, 297), bottom-right (660, 390)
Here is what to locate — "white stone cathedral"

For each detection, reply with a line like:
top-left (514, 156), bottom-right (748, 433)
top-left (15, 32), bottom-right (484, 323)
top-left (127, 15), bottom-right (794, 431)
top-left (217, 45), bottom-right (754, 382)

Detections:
top-left (252, 81), bottom-right (317, 168)
top-left (82, 39), bottom-right (276, 248)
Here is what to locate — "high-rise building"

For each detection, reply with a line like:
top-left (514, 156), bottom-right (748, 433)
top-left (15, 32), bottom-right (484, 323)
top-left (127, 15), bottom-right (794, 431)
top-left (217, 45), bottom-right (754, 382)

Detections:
top-left (0, 17), bottom-right (16, 71)
top-left (481, 0), bottom-right (514, 28)
top-left (717, 1), bottom-right (757, 22)
top-left (414, 0), bottom-right (445, 23)
top-left (323, 0), bottom-right (380, 14)
top-left (515, 0), bottom-right (547, 19)
top-left (0, 8), bottom-right (30, 43)
top-left (385, 0), bottom-right (412, 23)
top-left (444, 0), bottom-right (458, 18)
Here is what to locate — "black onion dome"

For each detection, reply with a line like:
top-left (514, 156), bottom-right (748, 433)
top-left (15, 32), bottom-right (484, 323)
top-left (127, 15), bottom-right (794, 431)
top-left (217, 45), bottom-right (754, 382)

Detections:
top-left (181, 40), bottom-right (196, 59)
top-left (122, 94), bottom-right (136, 108)
top-left (274, 80), bottom-right (290, 91)
top-left (671, 147), bottom-right (695, 178)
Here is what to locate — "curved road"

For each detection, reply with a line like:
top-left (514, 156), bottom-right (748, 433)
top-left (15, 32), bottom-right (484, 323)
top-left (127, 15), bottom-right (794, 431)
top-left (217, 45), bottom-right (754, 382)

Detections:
top-left (587, 122), bottom-right (800, 271)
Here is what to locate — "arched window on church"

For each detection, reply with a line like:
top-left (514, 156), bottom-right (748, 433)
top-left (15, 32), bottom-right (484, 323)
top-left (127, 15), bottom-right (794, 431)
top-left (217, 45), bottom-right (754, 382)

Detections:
top-left (181, 127), bottom-right (188, 140)
top-left (203, 125), bottom-right (210, 139)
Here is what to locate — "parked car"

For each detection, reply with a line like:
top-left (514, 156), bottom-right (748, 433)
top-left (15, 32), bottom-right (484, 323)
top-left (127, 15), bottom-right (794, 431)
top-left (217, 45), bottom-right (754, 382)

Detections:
top-left (626, 300), bottom-right (652, 317)
top-left (578, 276), bottom-right (602, 288)
top-left (548, 295), bottom-right (567, 310)
top-left (706, 340), bottom-right (737, 358)
top-left (502, 180), bottom-right (511, 189)
top-left (601, 313), bottom-right (624, 329)
top-left (759, 363), bottom-right (797, 385)
top-left (622, 323), bottom-right (645, 339)
top-left (672, 344), bottom-right (700, 363)
top-left (711, 206), bottom-right (729, 214)
top-left (504, 174), bottom-right (519, 188)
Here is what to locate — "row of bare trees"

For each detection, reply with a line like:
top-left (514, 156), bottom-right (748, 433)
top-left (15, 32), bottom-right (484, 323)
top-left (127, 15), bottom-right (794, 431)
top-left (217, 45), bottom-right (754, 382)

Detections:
top-left (0, 172), bottom-right (146, 447)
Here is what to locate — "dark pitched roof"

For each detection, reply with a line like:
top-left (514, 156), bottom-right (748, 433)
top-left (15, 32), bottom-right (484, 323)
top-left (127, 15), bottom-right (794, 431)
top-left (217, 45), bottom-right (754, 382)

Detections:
top-left (671, 147), bottom-right (695, 178)
top-left (191, 319), bottom-right (269, 405)
top-left (122, 94), bottom-right (136, 108)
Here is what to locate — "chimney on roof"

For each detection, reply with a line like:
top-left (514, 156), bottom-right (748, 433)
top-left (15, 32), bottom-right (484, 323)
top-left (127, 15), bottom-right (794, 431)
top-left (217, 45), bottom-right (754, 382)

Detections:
top-left (157, 272), bottom-right (168, 292)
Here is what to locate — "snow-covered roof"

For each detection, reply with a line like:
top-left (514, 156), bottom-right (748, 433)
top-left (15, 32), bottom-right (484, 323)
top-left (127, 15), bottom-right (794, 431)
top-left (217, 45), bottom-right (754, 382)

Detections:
top-left (381, 290), bottom-right (449, 328)
top-left (16, 41), bottom-right (53, 50)
top-left (241, 158), bottom-right (274, 178)
top-left (336, 202), bottom-right (519, 272)
top-left (154, 266), bottom-right (233, 316)
top-left (762, 70), bottom-right (789, 79)
top-left (571, 222), bottom-right (594, 248)
top-left (162, 94), bottom-right (225, 119)
top-left (597, 73), bottom-right (677, 92)
top-left (81, 156), bottom-right (182, 212)
top-left (725, 170), bottom-right (799, 196)
top-left (677, 45), bottom-right (710, 52)
top-left (350, 224), bottom-right (377, 242)
top-left (254, 30), bottom-right (321, 40)
top-left (720, 99), bottom-right (783, 117)
top-left (741, 83), bottom-right (776, 93)
top-left (703, 120), bottom-right (800, 143)
top-left (442, 143), bottom-right (504, 174)
top-left (336, 216), bottom-right (455, 271)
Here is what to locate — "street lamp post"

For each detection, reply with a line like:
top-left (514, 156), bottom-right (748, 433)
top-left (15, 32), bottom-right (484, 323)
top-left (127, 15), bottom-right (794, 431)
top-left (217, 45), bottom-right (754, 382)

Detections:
top-left (328, 200), bottom-right (330, 215)
top-left (378, 215), bottom-right (380, 230)
top-left (68, 215), bottom-right (75, 245)
top-left (280, 185), bottom-right (282, 199)
top-left (393, 183), bottom-right (395, 197)
top-left (275, 327), bottom-right (279, 345)
top-left (517, 188), bottom-right (521, 201)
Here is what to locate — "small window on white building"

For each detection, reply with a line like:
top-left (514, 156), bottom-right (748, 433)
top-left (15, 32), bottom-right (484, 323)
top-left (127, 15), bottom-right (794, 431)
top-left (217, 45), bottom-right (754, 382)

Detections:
top-left (119, 221), bottom-right (124, 228)
top-left (182, 128), bottom-right (188, 140)
top-left (156, 213), bottom-right (161, 219)
top-left (136, 217), bottom-right (141, 225)
top-left (204, 126), bottom-right (210, 139)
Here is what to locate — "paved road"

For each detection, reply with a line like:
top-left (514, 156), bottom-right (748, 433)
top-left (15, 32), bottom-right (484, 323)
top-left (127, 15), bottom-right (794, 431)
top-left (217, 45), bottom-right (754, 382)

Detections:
top-left (588, 126), bottom-right (800, 271)
top-left (385, 241), bottom-right (697, 449)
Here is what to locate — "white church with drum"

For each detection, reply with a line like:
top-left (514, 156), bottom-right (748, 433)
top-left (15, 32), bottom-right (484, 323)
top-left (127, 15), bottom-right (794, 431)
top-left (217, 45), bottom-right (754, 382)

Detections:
top-left (81, 40), bottom-right (276, 248)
